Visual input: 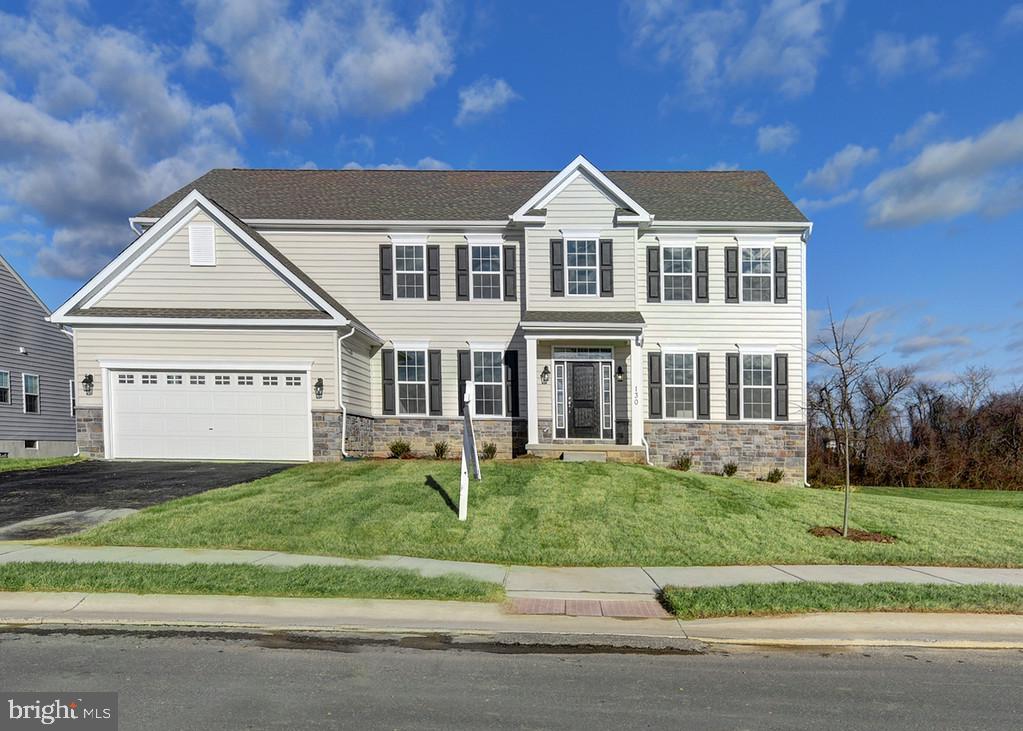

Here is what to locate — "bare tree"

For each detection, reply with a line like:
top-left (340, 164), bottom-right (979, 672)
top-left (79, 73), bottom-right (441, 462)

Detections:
top-left (811, 305), bottom-right (881, 536)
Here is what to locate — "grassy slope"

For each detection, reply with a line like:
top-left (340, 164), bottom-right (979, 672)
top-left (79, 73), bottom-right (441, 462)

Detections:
top-left (0, 561), bottom-right (503, 602)
top-left (661, 582), bottom-right (1023, 620)
top-left (0, 456), bottom-right (83, 474)
top-left (69, 460), bottom-right (1023, 567)
top-left (857, 486), bottom-right (1023, 510)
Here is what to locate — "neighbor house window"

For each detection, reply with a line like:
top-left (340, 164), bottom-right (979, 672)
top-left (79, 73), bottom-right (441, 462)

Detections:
top-left (566, 239), bottom-right (598, 295)
top-left (663, 353), bottom-right (695, 419)
top-left (24, 440), bottom-right (37, 450)
top-left (23, 374), bottom-right (39, 414)
top-left (396, 350), bottom-right (427, 415)
top-left (741, 247), bottom-right (772, 302)
top-left (471, 245), bottom-right (502, 299)
top-left (742, 353), bottom-right (773, 420)
top-left (0, 371), bottom-right (9, 404)
top-left (394, 244), bottom-right (425, 299)
top-left (663, 246), bottom-right (694, 301)
top-left (473, 351), bottom-right (504, 416)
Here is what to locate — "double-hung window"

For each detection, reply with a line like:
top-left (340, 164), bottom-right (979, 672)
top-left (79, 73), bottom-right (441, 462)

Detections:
top-left (663, 246), bottom-right (694, 301)
top-left (394, 244), bottom-right (425, 299)
top-left (23, 374), bottom-right (39, 414)
top-left (473, 351), bottom-right (504, 416)
top-left (663, 353), bottom-right (695, 419)
top-left (397, 350), bottom-right (427, 415)
top-left (566, 239), bottom-right (598, 296)
top-left (471, 245), bottom-right (502, 299)
top-left (741, 247), bottom-right (772, 302)
top-left (742, 354), bottom-right (773, 420)
top-left (0, 371), bottom-right (9, 404)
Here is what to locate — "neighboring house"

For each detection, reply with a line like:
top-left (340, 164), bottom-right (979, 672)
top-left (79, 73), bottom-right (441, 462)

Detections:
top-left (50, 156), bottom-right (811, 482)
top-left (0, 254), bottom-right (76, 457)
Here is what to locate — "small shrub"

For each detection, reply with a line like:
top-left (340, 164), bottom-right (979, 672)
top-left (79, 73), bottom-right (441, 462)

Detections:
top-left (388, 440), bottom-right (412, 459)
top-left (480, 442), bottom-right (498, 460)
top-left (723, 462), bottom-right (738, 477)
top-left (671, 453), bottom-right (692, 471)
top-left (766, 467), bottom-right (785, 483)
top-left (433, 441), bottom-right (449, 459)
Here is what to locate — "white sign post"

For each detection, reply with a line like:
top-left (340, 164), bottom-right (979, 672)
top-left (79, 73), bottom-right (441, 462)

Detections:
top-left (459, 383), bottom-right (481, 521)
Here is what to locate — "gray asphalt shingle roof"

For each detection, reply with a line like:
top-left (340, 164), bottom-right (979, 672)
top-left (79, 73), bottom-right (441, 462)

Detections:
top-left (522, 311), bottom-right (646, 324)
top-left (137, 168), bottom-right (807, 223)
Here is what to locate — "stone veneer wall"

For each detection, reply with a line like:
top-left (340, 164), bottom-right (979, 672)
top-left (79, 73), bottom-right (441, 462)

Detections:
top-left (645, 421), bottom-right (805, 484)
top-left (76, 407), bottom-right (105, 458)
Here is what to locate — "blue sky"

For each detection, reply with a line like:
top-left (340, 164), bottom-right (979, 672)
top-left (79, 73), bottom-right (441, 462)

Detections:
top-left (1, 0), bottom-right (1021, 385)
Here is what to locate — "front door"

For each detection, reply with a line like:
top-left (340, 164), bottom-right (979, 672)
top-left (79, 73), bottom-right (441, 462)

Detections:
top-left (568, 362), bottom-right (600, 438)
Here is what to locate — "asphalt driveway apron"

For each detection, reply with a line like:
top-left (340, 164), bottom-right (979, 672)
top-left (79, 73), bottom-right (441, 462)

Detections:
top-left (0, 461), bottom-right (291, 539)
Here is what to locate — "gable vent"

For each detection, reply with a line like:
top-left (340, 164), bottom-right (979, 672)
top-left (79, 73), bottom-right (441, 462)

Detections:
top-left (188, 221), bottom-right (216, 266)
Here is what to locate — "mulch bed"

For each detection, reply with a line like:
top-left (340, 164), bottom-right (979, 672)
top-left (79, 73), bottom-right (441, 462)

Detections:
top-left (809, 526), bottom-right (896, 543)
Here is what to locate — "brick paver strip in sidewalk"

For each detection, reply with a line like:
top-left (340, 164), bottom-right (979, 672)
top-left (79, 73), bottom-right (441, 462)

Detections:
top-left (508, 598), bottom-right (566, 615)
top-left (600, 600), bottom-right (671, 619)
top-left (565, 599), bottom-right (603, 617)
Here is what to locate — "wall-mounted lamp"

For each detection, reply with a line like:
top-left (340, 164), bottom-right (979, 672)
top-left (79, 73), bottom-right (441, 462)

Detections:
top-left (313, 378), bottom-right (324, 399)
top-left (81, 374), bottom-right (94, 396)
top-left (615, 365), bottom-right (625, 383)
top-left (540, 366), bottom-right (551, 385)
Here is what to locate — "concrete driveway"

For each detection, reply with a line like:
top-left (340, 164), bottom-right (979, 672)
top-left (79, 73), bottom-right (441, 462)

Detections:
top-left (0, 460), bottom-right (292, 539)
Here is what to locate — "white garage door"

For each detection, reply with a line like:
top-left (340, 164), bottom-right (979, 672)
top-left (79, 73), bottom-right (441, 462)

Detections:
top-left (109, 369), bottom-right (311, 461)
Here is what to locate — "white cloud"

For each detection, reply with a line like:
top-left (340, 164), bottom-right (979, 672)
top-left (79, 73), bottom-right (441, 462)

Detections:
top-left (730, 105), bottom-right (758, 126)
top-left (1003, 4), bottom-right (1023, 28)
top-left (625, 0), bottom-right (840, 100)
top-left (940, 34), bottom-right (985, 79)
top-left (191, 0), bottom-right (455, 133)
top-left (795, 189), bottom-right (859, 212)
top-left (866, 32), bottom-right (938, 79)
top-left (756, 122), bottom-right (799, 153)
top-left (891, 111), bottom-right (943, 151)
top-left (343, 157), bottom-right (452, 170)
top-left (455, 77), bottom-right (519, 126)
top-left (894, 334), bottom-right (972, 356)
top-left (708, 161), bottom-right (740, 171)
top-left (864, 112), bottom-right (1023, 227)
top-left (802, 144), bottom-right (878, 191)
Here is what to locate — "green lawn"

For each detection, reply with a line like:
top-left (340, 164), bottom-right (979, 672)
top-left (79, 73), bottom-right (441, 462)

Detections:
top-left (857, 486), bottom-right (1023, 510)
top-left (68, 460), bottom-right (1023, 567)
top-left (0, 456), bottom-right (83, 474)
top-left (661, 582), bottom-right (1023, 620)
top-left (0, 561), bottom-right (503, 602)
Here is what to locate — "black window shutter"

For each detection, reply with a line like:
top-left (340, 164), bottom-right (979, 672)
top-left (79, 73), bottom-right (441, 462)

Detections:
top-left (428, 349), bottom-right (442, 415)
top-left (455, 245), bottom-right (469, 301)
top-left (646, 246), bottom-right (660, 302)
top-left (379, 244), bottom-right (393, 300)
top-left (726, 352), bottom-right (740, 420)
top-left (382, 349), bottom-right (396, 415)
top-left (599, 239), bottom-right (614, 297)
top-left (504, 350), bottom-right (519, 416)
top-left (503, 244), bottom-right (516, 301)
top-left (725, 246), bottom-right (739, 303)
top-left (774, 353), bottom-right (789, 421)
top-left (774, 247), bottom-right (788, 304)
top-left (695, 246), bottom-right (709, 303)
top-left (457, 350), bottom-right (470, 416)
top-left (696, 352), bottom-right (711, 420)
top-left (427, 245), bottom-right (441, 301)
top-left (550, 239), bottom-right (564, 297)
top-left (648, 352), bottom-right (662, 419)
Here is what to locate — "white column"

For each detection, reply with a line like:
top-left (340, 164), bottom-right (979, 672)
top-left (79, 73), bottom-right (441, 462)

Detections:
top-left (526, 336), bottom-right (539, 444)
top-left (630, 336), bottom-right (644, 446)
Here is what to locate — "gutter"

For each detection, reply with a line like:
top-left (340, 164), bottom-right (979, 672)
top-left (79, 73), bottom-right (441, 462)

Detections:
top-left (337, 327), bottom-right (357, 458)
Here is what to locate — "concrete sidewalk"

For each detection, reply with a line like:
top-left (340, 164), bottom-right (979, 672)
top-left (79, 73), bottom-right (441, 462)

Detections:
top-left (2, 542), bottom-right (1023, 597)
top-left (2, 591), bottom-right (1023, 650)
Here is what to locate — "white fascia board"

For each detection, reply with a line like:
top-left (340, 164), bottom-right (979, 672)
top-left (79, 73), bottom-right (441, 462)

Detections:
top-left (510, 155), bottom-right (652, 223)
top-left (388, 232), bottom-right (429, 244)
top-left (465, 233), bottom-right (504, 245)
top-left (655, 233), bottom-right (698, 245)
top-left (391, 340), bottom-right (431, 350)
top-left (659, 343), bottom-right (700, 353)
top-left (133, 217), bottom-right (512, 230)
top-left (99, 358), bottom-right (314, 371)
top-left (560, 229), bottom-right (601, 239)
top-left (468, 340), bottom-right (506, 350)
top-left (521, 321), bottom-right (645, 332)
top-left (650, 220), bottom-right (811, 231)
top-left (53, 316), bottom-right (348, 327)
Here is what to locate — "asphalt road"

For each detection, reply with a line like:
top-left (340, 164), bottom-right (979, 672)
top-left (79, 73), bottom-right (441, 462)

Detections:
top-left (1, 628), bottom-right (1021, 730)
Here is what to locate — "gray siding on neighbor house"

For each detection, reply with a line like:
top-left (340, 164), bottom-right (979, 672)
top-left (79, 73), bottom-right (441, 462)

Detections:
top-left (0, 256), bottom-right (75, 442)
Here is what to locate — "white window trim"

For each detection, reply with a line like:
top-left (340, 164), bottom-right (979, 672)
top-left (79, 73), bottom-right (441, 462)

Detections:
top-left (739, 351), bottom-right (775, 422)
top-left (469, 243), bottom-right (504, 301)
top-left (564, 238), bottom-right (600, 298)
top-left (661, 244), bottom-right (696, 303)
top-left (739, 245), bottom-right (774, 304)
top-left (24, 440), bottom-right (38, 450)
top-left (22, 373), bottom-right (39, 414)
top-left (392, 242), bottom-right (427, 301)
top-left (188, 220), bottom-right (216, 267)
top-left (0, 370), bottom-right (9, 405)
top-left (662, 351), bottom-right (697, 422)
top-left (471, 349), bottom-right (505, 418)
top-left (396, 348), bottom-right (428, 416)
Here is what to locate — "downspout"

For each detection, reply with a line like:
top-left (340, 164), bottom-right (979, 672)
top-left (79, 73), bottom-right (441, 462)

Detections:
top-left (337, 326), bottom-right (357, 458)
top-left (62, 326), bottom-right (81, 457)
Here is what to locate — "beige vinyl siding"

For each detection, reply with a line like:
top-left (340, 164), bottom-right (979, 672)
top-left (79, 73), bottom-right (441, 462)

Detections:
top-left (525, 174), bottom-right (638, 312)
top-left (94, 211), bottom-right (315, 310)
top-left (638, 234), bottom-right (806, 421)
top-left (263, 230), bottom-right (524, 418)
top-left (340, 332), bottom-right (373, 417)
top-left (73, 327), bottom-right (339, 410)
